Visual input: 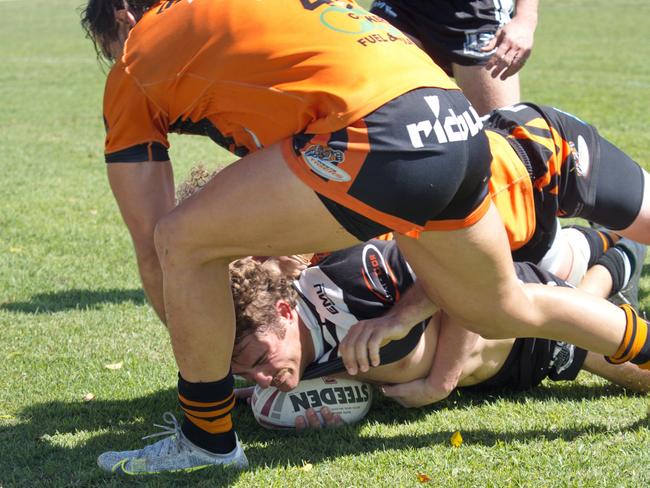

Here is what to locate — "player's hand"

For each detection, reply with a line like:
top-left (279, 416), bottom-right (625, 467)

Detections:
top-left (295, 407), bottom-right (344, 430)
top-left (234, 386), bottom-right (255, 405)
top-left (381, 379), bottom-right (453, 408)
top-left (482, 15), bottom-right (536, 80)
top-left (339, 316), bottom-right (413, 376)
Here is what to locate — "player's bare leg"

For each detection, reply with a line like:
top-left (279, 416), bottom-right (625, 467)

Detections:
top-left (582, 353), bottom-right (650, 393)
top-left (155, 143), bottom-right (359, 381)
top-left (394, 204), bottom-right (627, 353)
top-left (453, 64), bottom-right (520, 115)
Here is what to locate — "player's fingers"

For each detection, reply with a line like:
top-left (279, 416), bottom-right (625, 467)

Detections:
top-left (367, 332), bottom-right (383, 367)
top-left (340, 324), bottom-right (363, 375)
top-left (488, 48), bottom-right (513, 78)
top-left (295, 414), bottom-right (308, 431)
top-left (355, 326), bottom-right (376, 373)
top-left (501, 50), bottom-right (530, 79)
top-left (305, 408), bottom-right (322, 429)
top-left (320, 407), bottom-right (344, 428)
top-left (480, 29), bottom-right (502, 52)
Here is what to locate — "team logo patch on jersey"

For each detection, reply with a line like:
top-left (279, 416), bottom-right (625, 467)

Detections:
top-left (550, 341), bottom-right (576, 374)
top-left (361, 244), bottom-right (399, 303)
top-left (301, 144), bottom-right (350, 182)
top-left (570, 135), bottom-right (591, 177)
top-left (463, 32), bottom-right (497, 58)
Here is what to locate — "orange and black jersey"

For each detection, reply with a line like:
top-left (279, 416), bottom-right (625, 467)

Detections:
top-left (103, 0), bottom-right (457, 163)
top-left (484, 103), bottom-right (606, 260)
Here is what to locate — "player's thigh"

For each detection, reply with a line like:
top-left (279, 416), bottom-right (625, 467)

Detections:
top-left (156, 143), bottom-right (360, 262)
top-left (396, 203), bottom-right (534, 337)
top-left (558, 118), bottom-right (647, 240)
top-left (618, 170), bottom-right (650, 242)
top-left (452, 64), bottom-right (520, 115)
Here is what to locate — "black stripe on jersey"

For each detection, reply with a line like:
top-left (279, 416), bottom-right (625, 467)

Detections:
top-left (105, 142), bottom-right (169, 163)
top-left (302, 319), bottom-right (430, 380)
top-left (294, 287), bottom-right (336, 358)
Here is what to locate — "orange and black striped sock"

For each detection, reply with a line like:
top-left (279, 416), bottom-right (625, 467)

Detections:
top-left (605, 304), bottom-right (650, 370)
top-left (178, 372), bottom-right (237, 454)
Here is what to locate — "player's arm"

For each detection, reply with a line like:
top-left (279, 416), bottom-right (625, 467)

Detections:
top-left (381, 312), bottom-right (479, 408)
top-left (482, 0), bottom-right (539, 79)
top-left (340, 268), bottom-right (438, 375)
top-left (103, 67), bottom-right (174, 322)
top-left (107, 161), bottom-right (175, 322)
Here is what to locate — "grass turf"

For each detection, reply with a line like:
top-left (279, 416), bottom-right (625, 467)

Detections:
top-left (0, 0), bottom-right (649, 486)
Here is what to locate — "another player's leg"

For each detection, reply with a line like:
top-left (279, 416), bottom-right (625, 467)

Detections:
top-left (97, 143), bottom-right (361, 474)
top-left (452, 64), bottom-right (520, 115)
top-left (615, 169), bottom-right (650, 243)
top-left (582, 353), bottom-right (650, 393)
top-left (395, 204), bottom-right (650, 365)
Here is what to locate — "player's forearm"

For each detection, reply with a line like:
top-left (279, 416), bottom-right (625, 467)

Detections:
top-left (391, 281), bottom-right (438, 329)
top-left (514, 0), bottom-right (539, 25)
top-left (425, 315), bottom-right (479, 394)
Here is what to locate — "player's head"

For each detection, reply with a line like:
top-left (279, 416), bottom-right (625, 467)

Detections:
top-left (81, 0), bottom-right (155, 62)
top-left (229, 257), bottom-right (306, 391)
top-left (251, 255), bottom-right (311, 280)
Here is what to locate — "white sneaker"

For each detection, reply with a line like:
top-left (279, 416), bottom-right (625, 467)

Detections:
top-left (97, 412), bottom-right (248, 475)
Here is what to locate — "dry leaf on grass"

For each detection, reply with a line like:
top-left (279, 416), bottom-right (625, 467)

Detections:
top-left (417, 473), bottom-right (431, 483)
top-left (450, 430), bottom-right (463, 448)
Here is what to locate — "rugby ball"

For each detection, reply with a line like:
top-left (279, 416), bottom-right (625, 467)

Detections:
top-left (250, 377), bottom-right (372, 430)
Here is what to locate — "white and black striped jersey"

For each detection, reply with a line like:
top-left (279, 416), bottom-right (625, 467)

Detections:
top-left (297, 239), bottom-right (430, 380)
top-left (297, 239), bottom-right (587, 386)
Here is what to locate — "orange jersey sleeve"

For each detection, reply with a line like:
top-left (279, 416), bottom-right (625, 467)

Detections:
top-left (102, 0), bottom-right (458, 162)
top-left (103, 66), bottom-right (170, 161)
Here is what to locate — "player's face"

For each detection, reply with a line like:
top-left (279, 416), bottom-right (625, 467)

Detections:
top-left (231, 323), bottom-right (304, 392)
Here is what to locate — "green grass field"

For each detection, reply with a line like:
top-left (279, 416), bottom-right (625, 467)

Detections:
top-left (1, 0), bottom-right (649, 486)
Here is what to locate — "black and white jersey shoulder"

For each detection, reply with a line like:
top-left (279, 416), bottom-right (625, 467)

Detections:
top-left (297, 239), bottom-right (427, 379)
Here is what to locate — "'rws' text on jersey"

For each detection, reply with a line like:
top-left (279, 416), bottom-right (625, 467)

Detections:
top-left (295, 240), bottom-right (414, 365)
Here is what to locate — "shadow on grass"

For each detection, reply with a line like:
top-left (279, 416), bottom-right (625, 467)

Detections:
top-left (0, 288), bottom-right (146, 314)
top-left (2, 383), bottom-right (647, 486)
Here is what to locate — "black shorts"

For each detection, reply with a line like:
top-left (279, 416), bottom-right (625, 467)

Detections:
top-left (486, 104), bottom-right (645, 263)
top-left (283, 87), bottom-right (492, 241)
top-left (370, 0), bottom-right (513, 75)
top-left (462, 262), bottom-right (588, 391)
top-left (465, 337), bottom-right (588, 392)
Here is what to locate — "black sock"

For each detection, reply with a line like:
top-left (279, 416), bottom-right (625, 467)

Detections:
top-left (178, 373), bottom-right (237, 454)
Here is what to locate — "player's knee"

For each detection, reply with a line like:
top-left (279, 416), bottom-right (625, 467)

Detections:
top-left (154, 212), bottom-right (205, 268)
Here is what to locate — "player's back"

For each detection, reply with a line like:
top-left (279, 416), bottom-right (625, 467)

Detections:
top-left (109, 0), bottom-right (457, 151)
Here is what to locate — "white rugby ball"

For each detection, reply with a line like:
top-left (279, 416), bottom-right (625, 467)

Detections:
top-left (250, 377), bottom-right (372, 430)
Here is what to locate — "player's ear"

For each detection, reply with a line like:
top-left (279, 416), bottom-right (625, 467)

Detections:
top-left (275, 300), bottom-right (293, 319)
top-left (114, 8), bottom-right (137, 27)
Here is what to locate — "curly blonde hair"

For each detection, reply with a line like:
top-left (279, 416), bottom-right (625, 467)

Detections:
top-left (230, 257), bottom-right (298, 354)
top-left (175, 164), bottom-right (220, 204)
